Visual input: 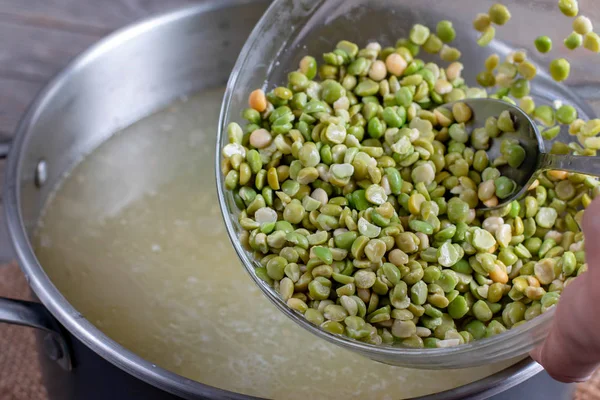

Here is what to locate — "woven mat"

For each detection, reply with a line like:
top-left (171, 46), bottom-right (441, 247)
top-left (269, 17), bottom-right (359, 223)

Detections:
top-left (0, 262), bottom-right (48, 400)
top-left (0, 263), bottom-right (597, 400)
top-left (578, 374), bottom-right (600, 400)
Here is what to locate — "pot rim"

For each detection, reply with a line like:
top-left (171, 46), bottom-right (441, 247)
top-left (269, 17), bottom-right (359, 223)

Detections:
top-left (3, 1), bottom-right (541, 400)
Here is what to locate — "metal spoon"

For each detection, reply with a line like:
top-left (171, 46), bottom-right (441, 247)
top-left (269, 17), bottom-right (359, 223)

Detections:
top-left (443, 98), bottom-right (600, 210)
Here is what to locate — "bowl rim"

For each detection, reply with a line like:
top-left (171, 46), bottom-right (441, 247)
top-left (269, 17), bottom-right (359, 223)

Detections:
top-left (216, 0), bottom-right (556, 370)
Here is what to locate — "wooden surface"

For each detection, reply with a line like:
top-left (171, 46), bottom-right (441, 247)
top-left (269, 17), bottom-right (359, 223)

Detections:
top-left (0, 0), bottom-right (202, 137)
top-left (0, 1), bottom-right (599, 399)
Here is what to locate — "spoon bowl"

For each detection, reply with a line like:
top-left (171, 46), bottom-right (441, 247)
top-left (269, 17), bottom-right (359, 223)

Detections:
top-left (447, 98), bottom-right (600, 210)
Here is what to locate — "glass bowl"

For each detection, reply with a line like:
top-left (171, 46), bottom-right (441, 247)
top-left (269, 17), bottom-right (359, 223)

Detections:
top-left (217, 0), bottom-right (599, 369)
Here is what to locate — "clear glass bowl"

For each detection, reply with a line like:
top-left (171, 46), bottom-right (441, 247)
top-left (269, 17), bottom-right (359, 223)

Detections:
top-left (217, 0), bottom-right (600, 369)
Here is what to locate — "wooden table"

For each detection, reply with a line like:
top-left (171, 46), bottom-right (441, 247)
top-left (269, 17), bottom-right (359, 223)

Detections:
top-left (0, 1), bottom-right (599, 399)
top-left (0, 0), bottom-right (203, 138)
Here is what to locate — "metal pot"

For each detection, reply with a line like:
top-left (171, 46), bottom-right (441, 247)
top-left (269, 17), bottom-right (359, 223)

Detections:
top-left (0, 1), bottom-right (575, 399)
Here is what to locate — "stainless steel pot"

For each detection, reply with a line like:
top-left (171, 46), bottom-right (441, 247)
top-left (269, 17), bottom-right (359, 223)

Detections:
top-left (0, 1), bottom-right (575, 399)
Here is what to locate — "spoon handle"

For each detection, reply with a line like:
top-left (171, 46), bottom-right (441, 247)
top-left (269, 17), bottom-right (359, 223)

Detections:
top-left (541, 153), bottom-right (600, 177)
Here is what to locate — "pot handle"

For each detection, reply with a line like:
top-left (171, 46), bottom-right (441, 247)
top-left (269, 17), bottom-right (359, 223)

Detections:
top-left (0, 138), bottom-right (10, 158)
top-left (0, 137), bottom-right (14, 263)
top-left (0, 297), bottom-right (72, 370)
top-left (0, 138), bottom-right (72, 371)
